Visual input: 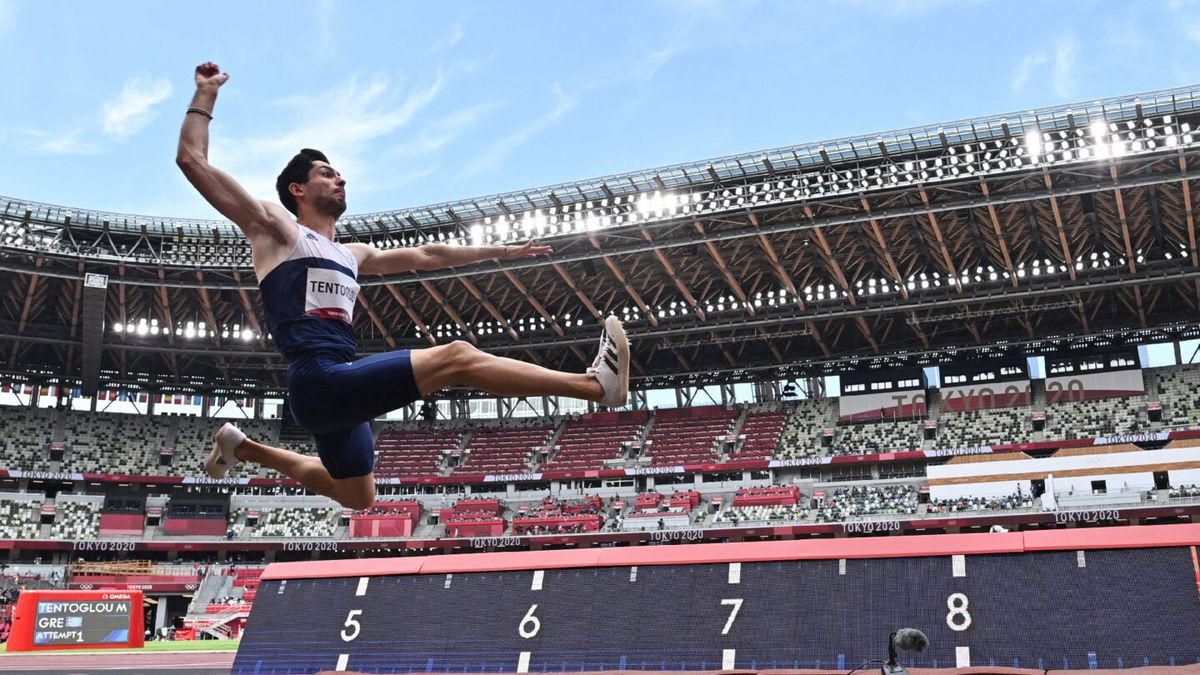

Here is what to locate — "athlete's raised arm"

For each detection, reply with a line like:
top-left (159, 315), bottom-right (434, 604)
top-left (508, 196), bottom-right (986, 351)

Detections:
top-left (347, 240), bottom-right (553, 275)
top-left (176, 62), bottom-right (292, 244)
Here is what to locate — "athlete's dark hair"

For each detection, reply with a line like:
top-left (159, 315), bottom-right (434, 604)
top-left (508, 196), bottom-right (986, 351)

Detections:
top-left (275, 148), bottom-right (329, 215)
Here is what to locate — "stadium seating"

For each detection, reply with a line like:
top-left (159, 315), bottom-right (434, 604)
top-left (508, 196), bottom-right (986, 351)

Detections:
top-left (1044, 396), bottom-right (1147, 440)
top-left (728, 408), bottom-right (787, 460)
top-left (731, 485), bottom-right (800, 506)
top-left (62, 410), bottom-right (172, 475)
top-left (833, 419), bottom-right (922, 456)
top-left (0, 406), bottom-right (54, 471)
top-left (512, 498), bottom-right (603, 534)
top-left (927, 493), bottom-right (1033, 513)
top-left (540, 412), bottom-right (648, 471)
top-left (0, 496), bottom-right (42, 539)
top-left (453, 422), bottom-right (552, 474)
top-left (642, 406), bottom-right (736, 465)
top-left (443, 509), bottom-right (507, 537)
top-left (1155, 364), bottom-right (1200, 428)
top-left (251, 506), bottom-right (338, 538)
top-left (50, 500), bottom-right (101, 540)
top-left (227, 507), bottom-right (248, 538)
top-left (712, 503), bottom-right (807, 524)
top-left (937, 406), bottom-right (1033, 448)
top-left (814, 484), bottom-right (919, 522)
top-left (374, 426), bottom-right (462, 478)
top-left (775, 399), bottom-right (835, 459)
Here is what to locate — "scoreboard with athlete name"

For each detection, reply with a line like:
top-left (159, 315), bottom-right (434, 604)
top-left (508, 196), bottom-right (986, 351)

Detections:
top-left (6, 589), bottom-right (143, 652)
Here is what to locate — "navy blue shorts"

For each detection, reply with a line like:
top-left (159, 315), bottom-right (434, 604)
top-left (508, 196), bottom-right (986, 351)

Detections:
top-left (286, 349), bottom-right (422, 479)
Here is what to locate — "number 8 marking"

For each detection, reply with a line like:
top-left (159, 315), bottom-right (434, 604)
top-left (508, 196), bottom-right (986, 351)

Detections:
top-left (946, 592), bottom-right (971, 631)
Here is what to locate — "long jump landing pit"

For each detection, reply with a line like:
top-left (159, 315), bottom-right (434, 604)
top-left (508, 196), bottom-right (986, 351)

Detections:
top-left (232, 525), bottom-right (1200, 675)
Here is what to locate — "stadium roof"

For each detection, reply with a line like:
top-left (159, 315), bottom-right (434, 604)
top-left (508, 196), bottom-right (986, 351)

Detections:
top-left (3, 84), bottom-right (1200, 396)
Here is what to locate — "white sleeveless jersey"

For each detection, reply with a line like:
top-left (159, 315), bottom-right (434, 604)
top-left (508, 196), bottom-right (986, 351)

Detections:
top-left (258, 223), bottom-right (361, 358)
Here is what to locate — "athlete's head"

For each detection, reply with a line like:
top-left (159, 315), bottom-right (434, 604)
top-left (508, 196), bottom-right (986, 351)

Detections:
top-left (276, 148), bottom-right (346, 219)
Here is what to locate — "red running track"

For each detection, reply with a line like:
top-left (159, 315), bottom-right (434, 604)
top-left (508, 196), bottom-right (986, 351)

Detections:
top-left (0, 649), bottom-right (234, 673)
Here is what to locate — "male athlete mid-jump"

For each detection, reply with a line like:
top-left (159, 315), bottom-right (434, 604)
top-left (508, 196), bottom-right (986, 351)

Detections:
top-left (177, 62), bottom-right (629, 509)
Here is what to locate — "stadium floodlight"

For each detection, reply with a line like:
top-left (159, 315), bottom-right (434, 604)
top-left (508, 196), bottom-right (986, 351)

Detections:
top-left (1024, 130), bottom-right (1042, 162)
top-left (492, 218), bottom-right (508, 241)
top-left (1090, 120), bottom-right (1109, 157)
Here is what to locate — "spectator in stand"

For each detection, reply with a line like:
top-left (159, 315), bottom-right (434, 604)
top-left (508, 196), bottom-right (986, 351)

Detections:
top-left (1170, 484), bottom-right (1200, 498)
top-left (927, 491), bottom-right (1031, 514)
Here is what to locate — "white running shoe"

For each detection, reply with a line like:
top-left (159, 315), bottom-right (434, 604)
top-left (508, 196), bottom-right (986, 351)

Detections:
top-left (205, 423), bottom-right (247, 479)
top-left (587, 315), bottom-right (630, 408)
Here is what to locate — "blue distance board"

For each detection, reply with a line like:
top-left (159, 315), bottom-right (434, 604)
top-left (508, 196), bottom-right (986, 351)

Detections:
top-left (233, 546), bottom-right (1200, 674)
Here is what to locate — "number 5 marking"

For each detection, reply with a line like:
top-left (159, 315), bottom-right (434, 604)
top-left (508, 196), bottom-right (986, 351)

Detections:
top-left (720, 598), bottom-right (743, 635)
top-left (341, 609), bottom-right (362, 642)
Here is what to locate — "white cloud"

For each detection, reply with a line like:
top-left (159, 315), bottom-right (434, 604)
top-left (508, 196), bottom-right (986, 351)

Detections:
top-left (1010, 52), bottom-right (1047, 92)
top-left (837, 0), bottom-right (979, 16)
top-left (631, 46), bottom-right (681, 84)
top-left (389, 101), bottom-right (501, 158)
top-left (313, 0), bottom-right (336, 59)
top-left (0, 0), bottom-right (15, 34)
top-left (210, 72), bottom-right (446, 200)
top-left (657, 0), bottom-right (756, 22)
top-left (1009, 35), bottom-right (1077, 98)
top-left (458, 41), bottom-right (682, 178)
top-left (0, 127), bottom-right (101, 156)
top-left (100, 77), bottom-right (173, 141)
top-left (31, 129), bottom-right (101, 155)
top-left (464, 84), bottom-right (576, 177)
top-left (1051, 36), bottom-right (1078, 98)
top-left (430, 19), bottom-right (465, 52)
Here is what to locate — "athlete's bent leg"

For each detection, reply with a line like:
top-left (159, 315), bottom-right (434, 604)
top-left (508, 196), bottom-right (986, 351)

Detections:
top-left (208, 424), bottom-right (376, 510)
top-left (234, 438), bottom-right (375, 510)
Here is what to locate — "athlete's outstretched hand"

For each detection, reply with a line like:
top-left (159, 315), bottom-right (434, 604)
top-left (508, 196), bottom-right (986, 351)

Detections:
top-left (499, 241), bottom-right (553, 260)
top-left (195, 62), bottom-right (229, 89)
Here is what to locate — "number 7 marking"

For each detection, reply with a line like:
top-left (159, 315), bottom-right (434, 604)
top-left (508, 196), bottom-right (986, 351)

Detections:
top-left (720, 598), bottom-right (743, 635)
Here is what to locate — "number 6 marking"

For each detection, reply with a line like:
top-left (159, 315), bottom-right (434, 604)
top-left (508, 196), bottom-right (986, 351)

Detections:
top-left (720, 598), bottom-right (743, 635)
top-left (946, 593), bottom-right (971, 631)
top-left (341, 609), bottom-right (362, 642)
top-left (519, 604), bottom-right (541, 639)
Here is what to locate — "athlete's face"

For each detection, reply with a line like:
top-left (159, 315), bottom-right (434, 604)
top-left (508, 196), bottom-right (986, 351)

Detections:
top-left (302, 161), bottom-right (347, 218)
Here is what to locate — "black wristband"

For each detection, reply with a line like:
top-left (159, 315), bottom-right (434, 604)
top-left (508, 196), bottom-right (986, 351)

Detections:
top-left (186, 107), bottom-right (213, 120)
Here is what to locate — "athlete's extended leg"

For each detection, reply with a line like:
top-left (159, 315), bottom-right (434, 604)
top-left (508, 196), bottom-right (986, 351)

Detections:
top-left (412, 315), bottom-right (629, 407)
top-left (413, 344), bottom-right (600, 398)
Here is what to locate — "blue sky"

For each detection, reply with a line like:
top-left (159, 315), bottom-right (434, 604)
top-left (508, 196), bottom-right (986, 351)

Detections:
top-left (2, 0), bottom-right (1200, 219)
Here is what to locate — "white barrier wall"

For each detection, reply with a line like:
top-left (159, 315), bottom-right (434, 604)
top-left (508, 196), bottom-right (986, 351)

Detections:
top-left (1045, 369), bottom-right (1145, 402)
top-left (838, 390), bottom-right (926, 422)
top-left (926, 447), bottom-right (1200, 500)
